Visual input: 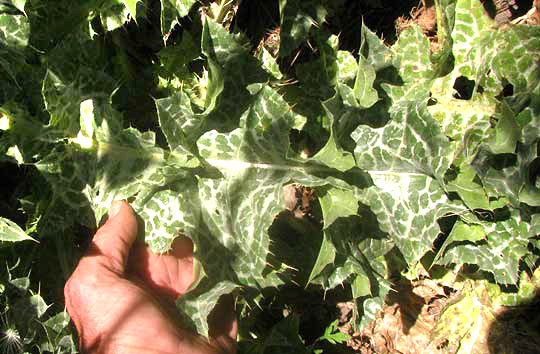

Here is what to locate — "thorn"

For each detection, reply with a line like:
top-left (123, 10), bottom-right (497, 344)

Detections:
top-left (282, 264), bottom-right (299, 272)
top-left (306, 39), bottom-right (315, 52)
top-left (310, 18), bottom-right (320, 29)
top-left (290, 48), bottom-right (302, 67)
top-left (274, 79), bottom-right (298, 86)
top-left (253, 298), bottom-right (263, 311)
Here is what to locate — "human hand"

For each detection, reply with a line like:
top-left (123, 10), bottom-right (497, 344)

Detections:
top-left (64, 201), bottom-right (237, 354)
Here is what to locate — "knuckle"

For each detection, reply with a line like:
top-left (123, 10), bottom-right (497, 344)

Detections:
top-left (64, 266), bottom-right (102, 300)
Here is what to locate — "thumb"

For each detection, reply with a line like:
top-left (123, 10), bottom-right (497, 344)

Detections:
top-left (86, 200), bottom-right (138, 275)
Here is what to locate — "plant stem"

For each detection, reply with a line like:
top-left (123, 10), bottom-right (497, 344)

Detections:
top-left (434, 0), bottom-right (450, 51)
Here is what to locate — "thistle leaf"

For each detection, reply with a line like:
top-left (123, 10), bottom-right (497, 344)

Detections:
top-left (168, 0), bottom-right (197, 17)
top-left (318, 187), bottom-right (357, 228)
top-left (437, 210), bottom-right (534, 284)
top-left (474, 141), bottom-right (540, 207)
top-left (121, 0), bottom-right (139, 19)
top-left (0, 217), bottom-right (36, 243)
top-left (278, 0), bottom-right (327, 57)
top-left (0, 12), bottom-right (29, 47)
top-left (352, 100), bottom-right (457, 264)
top-left (161, 0), bottom-right (198, 34)
top-left (178, 281), bottom-right (239, 338)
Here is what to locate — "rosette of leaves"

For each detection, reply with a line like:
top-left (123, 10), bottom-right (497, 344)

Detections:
top-left (1, 0), bottom-right (540, 348)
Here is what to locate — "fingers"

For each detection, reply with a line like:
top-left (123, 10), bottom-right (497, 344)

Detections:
top-left (83, 200), bottom-right (139, 275)
top-left (65, 200), bottom-right (238, 354)
top-left (208, 294), bottom-right (238, 354)
top-left (129, 235), bottom-right (195, 300)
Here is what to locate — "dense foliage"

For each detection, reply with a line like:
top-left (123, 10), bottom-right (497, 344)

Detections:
top-left (1, 0), bottom-right (539, 352)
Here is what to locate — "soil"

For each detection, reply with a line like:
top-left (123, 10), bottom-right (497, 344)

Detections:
top-left (341, 278), bottom-right (451, 354)
top-left (332, 277), bottom-right (540, 354)
top-left (396, 0), bottom-right (439, 51)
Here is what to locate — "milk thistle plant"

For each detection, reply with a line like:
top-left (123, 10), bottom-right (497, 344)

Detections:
top-left (1, 0), bottom-right (540, 352)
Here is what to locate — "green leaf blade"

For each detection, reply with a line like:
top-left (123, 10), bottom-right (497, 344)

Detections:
top-left (0, 217), bottom-right (36, 243)
top-left (0, 13), bottom-right (29, 48)
top-left (121, 0), bottom-right (139, 19)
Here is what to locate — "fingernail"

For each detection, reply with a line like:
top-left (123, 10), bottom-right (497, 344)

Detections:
top-left (109, 200), bottom-right (123, 219)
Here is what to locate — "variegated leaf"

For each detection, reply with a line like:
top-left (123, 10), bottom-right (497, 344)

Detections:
top-left (383, 25), bottom-right (433, 102)
top-left (474, 141), bottom-right (540, 207)
top-left (194, 84), bottom-right (304, 288)
top-left (311, 215), bottom-right (392, 329)
top-left (0, 12), bottom-right (29, 47)
top-left (156, 89), bottom-right (204, 155)
top-left (352, 100), bottom-right (457, 264)
top-left (353, 100), bottom-right (453, 181)
top-left (201, 18), bottom-right (267, 130)
top-left (278, 0), bottom-right (327, 57)
top-left (177, 280), bottom-right (239, 338)
top-left (437, 210), bottom-right (534, 284)
top-left (0, 217), bottom-right (36, 243)
top-left (258, 46), bottom-right (283, 79)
